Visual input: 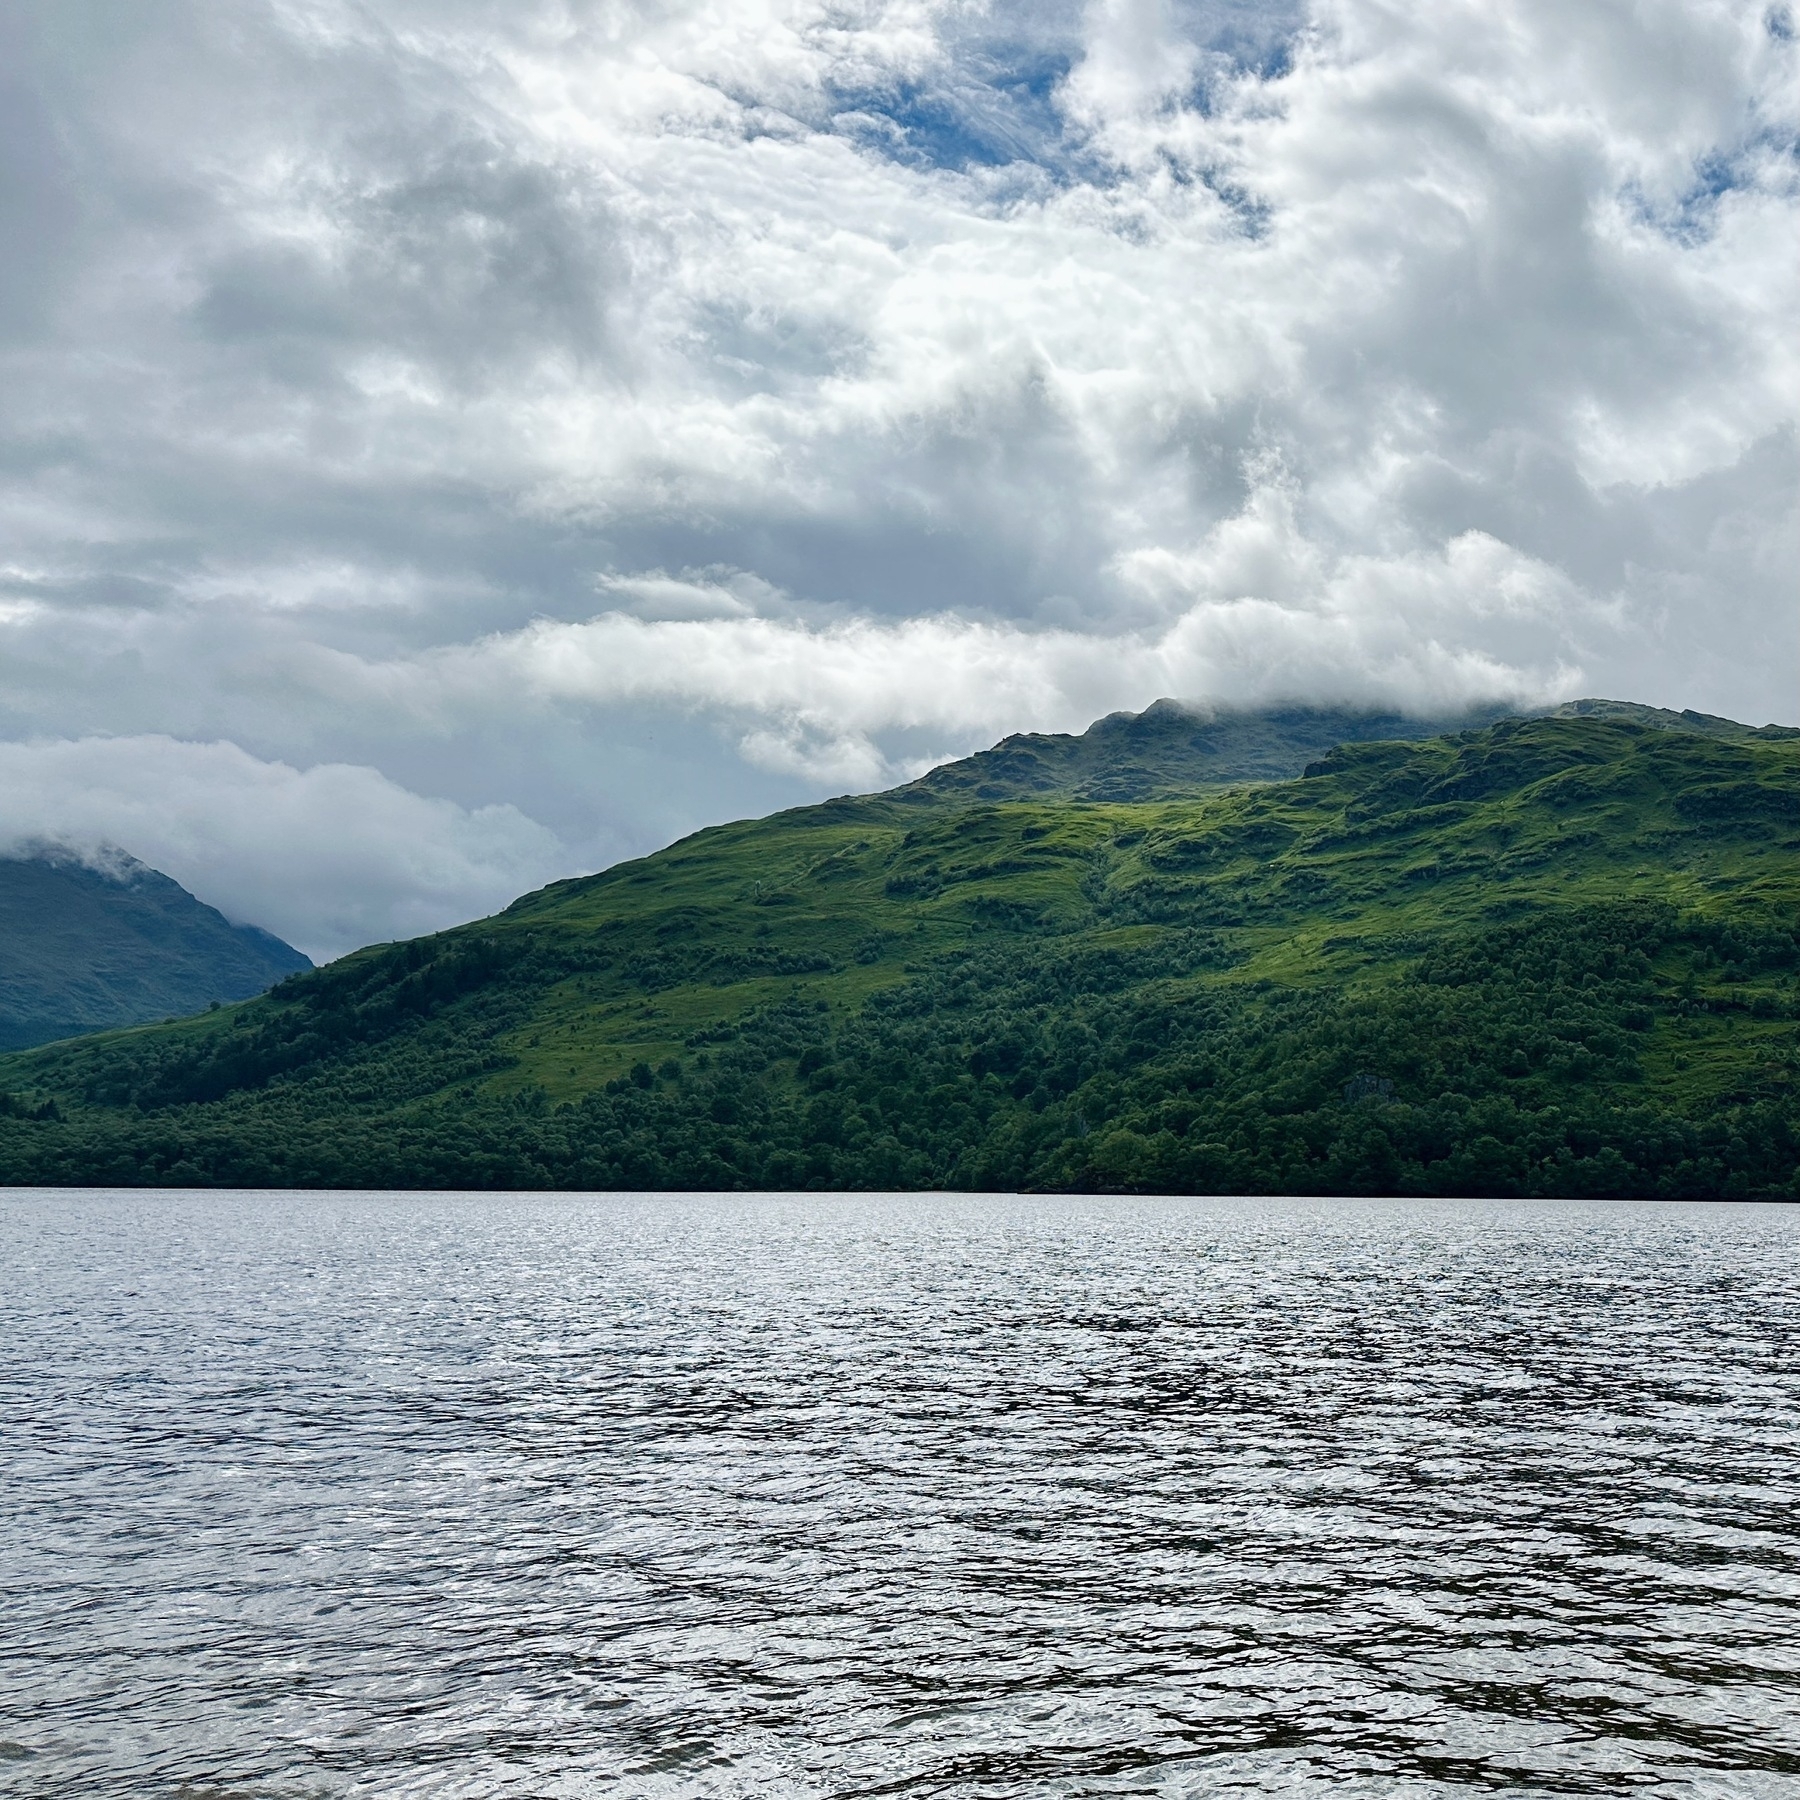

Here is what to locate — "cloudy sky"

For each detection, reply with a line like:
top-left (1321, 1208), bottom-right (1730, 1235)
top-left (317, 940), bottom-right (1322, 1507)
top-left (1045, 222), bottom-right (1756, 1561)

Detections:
top-left (1, 0), bottom-right (1794, 958)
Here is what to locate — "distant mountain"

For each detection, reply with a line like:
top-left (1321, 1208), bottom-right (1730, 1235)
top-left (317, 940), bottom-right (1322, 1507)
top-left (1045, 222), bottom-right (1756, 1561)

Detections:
top-left (896, 700), bottom-right (1510, 805)
top-left (0, 846), bottom-right (311, 1050)
top-left (2, 703), bottom-right (1795, 1197)
top-left (1542, 698), bottom-right (1800, 741)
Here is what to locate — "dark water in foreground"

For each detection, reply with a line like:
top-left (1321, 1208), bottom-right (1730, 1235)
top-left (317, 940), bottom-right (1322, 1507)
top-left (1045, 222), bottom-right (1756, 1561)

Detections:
top-left (2, 1194), bottom-right (1798, 1798)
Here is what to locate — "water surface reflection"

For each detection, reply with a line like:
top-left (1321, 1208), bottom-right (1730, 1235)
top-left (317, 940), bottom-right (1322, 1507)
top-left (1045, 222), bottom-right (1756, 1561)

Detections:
top-left (2, 1192), bottom-right (1797, 1796)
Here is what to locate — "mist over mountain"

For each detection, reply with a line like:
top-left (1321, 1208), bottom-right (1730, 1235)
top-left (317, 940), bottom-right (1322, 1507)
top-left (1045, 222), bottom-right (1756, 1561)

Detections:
top-left (0, 845), bottom-right (311, 1051)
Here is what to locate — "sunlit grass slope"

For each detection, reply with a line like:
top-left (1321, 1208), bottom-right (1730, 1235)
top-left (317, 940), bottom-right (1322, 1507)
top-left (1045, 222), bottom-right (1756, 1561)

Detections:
top-left (1, 709), bottom-right (1796, 1195)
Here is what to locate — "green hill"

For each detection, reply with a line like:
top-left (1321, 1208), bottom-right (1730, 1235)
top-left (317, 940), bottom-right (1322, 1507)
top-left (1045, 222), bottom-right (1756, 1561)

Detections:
top-left (0, 705), bottom-right (1795, 1196)
top-left (1542, 697), bottom-right (1799, 742)
top-left (0, 848), bottom-right (311, 1051)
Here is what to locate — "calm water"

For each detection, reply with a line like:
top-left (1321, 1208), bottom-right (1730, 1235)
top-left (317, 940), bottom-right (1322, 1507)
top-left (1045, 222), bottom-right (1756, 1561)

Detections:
top-left (2, 1193), bottom-right (1798, 1798)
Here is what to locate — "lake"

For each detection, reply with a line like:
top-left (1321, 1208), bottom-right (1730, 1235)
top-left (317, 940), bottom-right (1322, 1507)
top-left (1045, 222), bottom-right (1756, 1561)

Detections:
top-left (2, 1191), bottom-right (1797, 1797)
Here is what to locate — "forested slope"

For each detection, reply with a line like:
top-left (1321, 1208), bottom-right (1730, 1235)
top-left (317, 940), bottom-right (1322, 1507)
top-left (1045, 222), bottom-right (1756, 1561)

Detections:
top-left (0, 709), bottom-right (1795, 1195)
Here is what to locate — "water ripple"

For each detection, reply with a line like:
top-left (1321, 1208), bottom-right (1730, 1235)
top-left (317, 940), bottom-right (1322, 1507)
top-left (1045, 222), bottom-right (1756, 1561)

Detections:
top-left (1, 1193), bottom-right (1797, 1797)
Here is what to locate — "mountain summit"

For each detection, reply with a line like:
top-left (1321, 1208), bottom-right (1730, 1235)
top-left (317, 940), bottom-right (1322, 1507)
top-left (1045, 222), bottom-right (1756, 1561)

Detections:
top-left (897, 701), bottom-right (1511, 805)
top-left (0, 845), bottom-right (311, 1050)
top-left (900, 696), bottom-right (1798, 808)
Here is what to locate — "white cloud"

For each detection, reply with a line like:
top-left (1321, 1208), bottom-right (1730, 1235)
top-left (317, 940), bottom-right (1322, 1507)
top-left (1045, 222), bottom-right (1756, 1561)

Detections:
top-left (595, 568), bottom-right (777, 620)
top-left (0, 0), bottom-right (1794, 944)
top-left (306, 510), bottom-right (1586, 782)
top-left (0, 737), bottom-right (563, 961)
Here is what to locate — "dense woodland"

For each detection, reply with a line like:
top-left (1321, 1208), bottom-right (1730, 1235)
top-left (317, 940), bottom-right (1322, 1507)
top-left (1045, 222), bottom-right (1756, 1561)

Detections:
top-left (2, 707), bottom-right (1796, 1196)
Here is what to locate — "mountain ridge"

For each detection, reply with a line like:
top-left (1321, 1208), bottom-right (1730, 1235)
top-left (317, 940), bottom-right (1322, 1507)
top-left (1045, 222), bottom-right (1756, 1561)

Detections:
top-left (0, 701), bottom-right (1794, 1196)
top-left (893, 696), bottom-right (1800, 808)
top-left (0, 844), bottom-right (312, 1051)
top-left (889, 700), bottom-right (1516, 805)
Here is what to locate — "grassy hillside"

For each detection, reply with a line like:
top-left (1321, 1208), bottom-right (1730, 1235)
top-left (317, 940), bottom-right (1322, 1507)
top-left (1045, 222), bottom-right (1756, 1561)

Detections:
top-left (0, 849), bottom-right (311, 1051)
top-left (0, 709), bottom-right (1795, 1196)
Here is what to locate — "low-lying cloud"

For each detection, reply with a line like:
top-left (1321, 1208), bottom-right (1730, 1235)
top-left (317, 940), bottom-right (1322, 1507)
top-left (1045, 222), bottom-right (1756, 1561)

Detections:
top-left (0, 737), bottom-right (562, 961)
top-left (378, 523), bottom-right (1586, 784)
